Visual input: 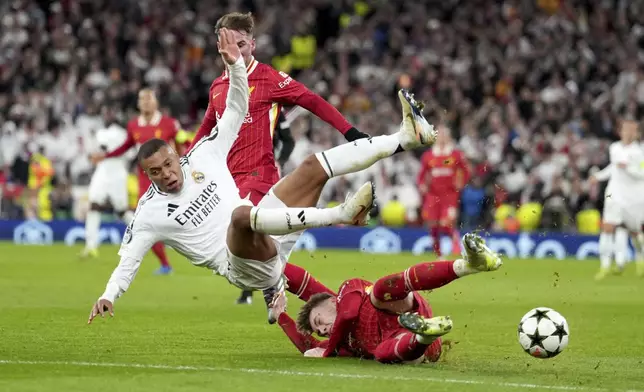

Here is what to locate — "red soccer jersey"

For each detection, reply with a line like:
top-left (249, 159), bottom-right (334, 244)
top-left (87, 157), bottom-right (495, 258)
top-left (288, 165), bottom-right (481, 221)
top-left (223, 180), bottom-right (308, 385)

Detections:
top-left (190, 58), bottom-right (353, 187)
top-left (106, 111), bottom-right (179, 194)
top-left (323, 278), bottom-right (433, 359)
top-left (417, 144), bottom-right (471, 197)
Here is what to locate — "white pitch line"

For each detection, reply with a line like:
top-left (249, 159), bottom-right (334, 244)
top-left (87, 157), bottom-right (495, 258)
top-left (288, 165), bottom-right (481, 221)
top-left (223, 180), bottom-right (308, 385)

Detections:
top-left (0, 359), bottom-right (639, 392)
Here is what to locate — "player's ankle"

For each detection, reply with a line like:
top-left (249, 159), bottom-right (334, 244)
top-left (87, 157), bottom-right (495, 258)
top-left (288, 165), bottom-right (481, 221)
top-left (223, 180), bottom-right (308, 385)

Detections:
top-left (452, 258), bottom-right (477, 277)
top-left (415, 334), bottom-right (438, 345)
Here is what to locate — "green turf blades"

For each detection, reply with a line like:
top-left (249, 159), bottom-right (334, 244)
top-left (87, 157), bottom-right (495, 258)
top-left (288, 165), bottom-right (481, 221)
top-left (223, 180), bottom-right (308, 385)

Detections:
top-left (0, 244), bottom-right (643, 392)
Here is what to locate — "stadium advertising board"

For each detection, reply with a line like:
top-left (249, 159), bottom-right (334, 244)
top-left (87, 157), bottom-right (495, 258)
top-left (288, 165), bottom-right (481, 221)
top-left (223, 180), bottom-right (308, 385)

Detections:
top-left (1, 220), bottom-right (622, 260)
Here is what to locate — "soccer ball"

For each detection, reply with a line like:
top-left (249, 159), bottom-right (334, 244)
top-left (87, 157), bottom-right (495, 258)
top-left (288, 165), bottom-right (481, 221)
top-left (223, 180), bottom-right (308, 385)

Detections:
top-left (518, 307), bottom-right (569, 358)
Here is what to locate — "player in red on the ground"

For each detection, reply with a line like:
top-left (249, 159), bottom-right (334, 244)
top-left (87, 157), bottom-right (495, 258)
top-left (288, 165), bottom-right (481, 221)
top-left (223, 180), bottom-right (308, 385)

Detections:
top-left (274, 233), bottom-right (502, 364)
top-left (91, 89), bottom-right (180, 275)
top-left (417, 124), bottom-right (471, 256)
top-left (189, 12), bottom-right (369, 304)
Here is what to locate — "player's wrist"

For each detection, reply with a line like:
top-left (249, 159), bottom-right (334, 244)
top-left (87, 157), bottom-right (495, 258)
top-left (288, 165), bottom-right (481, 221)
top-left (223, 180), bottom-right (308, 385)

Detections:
top-left (99, 282), bottom-right (121, 303)
top-left (344, 128), bottom-right (369, 142)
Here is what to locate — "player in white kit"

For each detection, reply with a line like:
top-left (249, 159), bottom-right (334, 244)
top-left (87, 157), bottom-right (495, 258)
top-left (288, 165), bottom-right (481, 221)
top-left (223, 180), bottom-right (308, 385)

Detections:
top-left (80, 109), bottom-right (135, 258)
top-left (87, 28), bottom-right (438, 325)
top-left (590, 119), bottom-right (644, 279)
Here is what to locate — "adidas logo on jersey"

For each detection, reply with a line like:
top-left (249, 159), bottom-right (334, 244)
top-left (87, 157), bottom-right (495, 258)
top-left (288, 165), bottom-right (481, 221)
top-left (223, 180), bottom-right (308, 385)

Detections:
top-left (167, 203), bottom-right (179, 216)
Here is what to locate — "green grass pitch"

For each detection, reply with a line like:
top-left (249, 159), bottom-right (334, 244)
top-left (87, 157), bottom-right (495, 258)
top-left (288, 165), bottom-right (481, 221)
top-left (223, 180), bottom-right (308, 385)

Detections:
top-left (0, 243), bottom-right (643, 392)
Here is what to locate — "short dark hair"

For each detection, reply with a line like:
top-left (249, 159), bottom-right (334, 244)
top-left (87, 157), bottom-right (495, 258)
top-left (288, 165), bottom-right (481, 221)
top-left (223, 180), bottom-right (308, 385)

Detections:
top-left (296, 292), bottom-right (334, 335)
top-left (215, 12), bottom-right (255, 36)
top-left (137, 138), bottom-right (170, 164)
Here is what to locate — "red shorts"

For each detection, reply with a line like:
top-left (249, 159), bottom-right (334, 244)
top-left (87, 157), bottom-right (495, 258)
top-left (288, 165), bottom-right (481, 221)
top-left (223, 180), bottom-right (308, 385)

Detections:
top-left (236, 178), bottom-right (275, 206)
top-left (352, 292), bottom-right (435, 358)
top-left (422, 192), bottom-right (459, 223)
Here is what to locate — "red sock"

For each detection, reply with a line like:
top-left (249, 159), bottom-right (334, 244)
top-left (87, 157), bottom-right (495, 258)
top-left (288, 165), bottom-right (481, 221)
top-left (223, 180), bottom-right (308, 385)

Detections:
top-left (151, 242), bottom-right (171, 268)
top-left (374, 332), bottom-right (429, 363)
top-left (439, 225), bottom-right (460, 255)
top-left (431, 226), bottom-right (441, 255)
top-left (450, 227), bottom-right (460, 254)
top-left (284, 263), bottom-right (335, 301)
top-left (372, 261), bottom-right (458, 302)
top-left (425, 337), bottom-right (443, 362)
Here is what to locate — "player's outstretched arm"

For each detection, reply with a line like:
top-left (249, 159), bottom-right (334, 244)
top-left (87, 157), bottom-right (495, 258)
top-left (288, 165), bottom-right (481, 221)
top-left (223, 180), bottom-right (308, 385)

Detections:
top-left (590, 164), bottom-right (612, 183)
top-left (210, 28), bottom-right (249, 154)
top-left (322, 292), bottom-right (361, 357)
top-left (278, 313), bottom-right (324, 354)
top-left (269, 68), bottom-right (368, 142)
top-left (88, 206), bottom-right (159, 324)
top-left (88, 255), bottom-right (142, 324)
top-left (93, 128), bottom-right (136, 163)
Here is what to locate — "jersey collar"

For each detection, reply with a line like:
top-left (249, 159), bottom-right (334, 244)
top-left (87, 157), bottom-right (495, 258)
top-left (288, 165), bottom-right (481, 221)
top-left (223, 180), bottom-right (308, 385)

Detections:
top-left (223, 56), bottom-right (258, 78)
top-left (432, 144), bottom-right (454, 156)
top-left (138, 111), bottom-right (162, 127)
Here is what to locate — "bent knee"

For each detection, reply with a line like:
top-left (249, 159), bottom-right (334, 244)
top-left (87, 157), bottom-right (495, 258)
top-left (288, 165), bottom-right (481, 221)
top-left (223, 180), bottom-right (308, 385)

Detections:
top-left (426, 220), bottom-right (440, 228)
top-left (230, 206), bottom-right (252, 230)
top-left (304, 154), bottom-right (330, 182)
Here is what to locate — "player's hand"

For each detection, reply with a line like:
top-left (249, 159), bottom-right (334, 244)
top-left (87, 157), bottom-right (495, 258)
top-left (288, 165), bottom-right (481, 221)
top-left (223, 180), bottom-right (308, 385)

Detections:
top-left (617, 162), bottom-right (628, 169)
top-left (344, 127), bottom-right (370, 142)
top-left (90, 152), bottom-right (106, 165)
top-left (588, 176), bottom-right (598, 186)
top-left (271, 290), bottom-right (287, 318)
top-left (303, 347), bottom-right (325, 358)
top-left (217, 28), bottom-right (241, 65)
top-left (87, 299), bottom-right (114, 324)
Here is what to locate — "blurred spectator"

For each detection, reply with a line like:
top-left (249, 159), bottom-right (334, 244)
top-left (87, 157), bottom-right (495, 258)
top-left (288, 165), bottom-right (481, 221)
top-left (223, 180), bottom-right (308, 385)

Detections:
top-left (461, 177), bottom-right (486, 230)
top-left (0, 0), bottom-right (640, 232)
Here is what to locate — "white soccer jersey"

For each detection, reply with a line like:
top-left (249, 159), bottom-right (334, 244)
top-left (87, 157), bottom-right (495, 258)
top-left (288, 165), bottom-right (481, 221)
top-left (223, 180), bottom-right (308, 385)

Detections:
top-left (93, 124), bottom-right (132, 178)
top-left (607, 141), bottom-right (644, 206)
top-left (99, 56), bottom-right (250, 303)
top-left (88, 124), bottom-right (133, 210)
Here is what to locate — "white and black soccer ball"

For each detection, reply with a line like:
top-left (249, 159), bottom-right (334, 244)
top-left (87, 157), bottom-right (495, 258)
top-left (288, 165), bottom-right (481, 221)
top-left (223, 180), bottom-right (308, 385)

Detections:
top-left (518, 307), bottom-right (569, 358)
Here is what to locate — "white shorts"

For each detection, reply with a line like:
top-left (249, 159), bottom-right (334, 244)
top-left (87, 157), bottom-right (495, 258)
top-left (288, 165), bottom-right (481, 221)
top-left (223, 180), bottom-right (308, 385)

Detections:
top-left (223, 187), bottom-right (302, 290)
top-left (88, 173), bottom-right (128, 212)
top-left (603, 199), bottom-right (644, 232)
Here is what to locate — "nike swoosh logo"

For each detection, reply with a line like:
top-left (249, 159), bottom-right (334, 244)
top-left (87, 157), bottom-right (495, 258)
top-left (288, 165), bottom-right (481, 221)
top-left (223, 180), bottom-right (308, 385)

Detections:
top-left (249, 86), bottom-right (255, 94)
top-left (213, 92), bottom-right (221, 100)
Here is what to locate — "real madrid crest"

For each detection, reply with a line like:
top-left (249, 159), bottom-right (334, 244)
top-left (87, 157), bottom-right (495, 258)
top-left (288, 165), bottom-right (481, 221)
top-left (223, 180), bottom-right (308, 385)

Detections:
top-left (192, 171), bottom-right (205, 183)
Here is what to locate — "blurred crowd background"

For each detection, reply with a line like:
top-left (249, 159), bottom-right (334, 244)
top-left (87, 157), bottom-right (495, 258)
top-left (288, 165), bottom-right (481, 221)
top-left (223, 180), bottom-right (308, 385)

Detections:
top-left (1, 0), bottom-right (641, 233)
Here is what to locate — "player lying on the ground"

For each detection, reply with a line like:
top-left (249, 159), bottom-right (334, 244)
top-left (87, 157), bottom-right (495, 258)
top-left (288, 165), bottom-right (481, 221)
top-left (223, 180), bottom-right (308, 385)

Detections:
top-left (273, 233), bottom-right (502, 364)
top-left (87, 27), bottom-right (438, 325)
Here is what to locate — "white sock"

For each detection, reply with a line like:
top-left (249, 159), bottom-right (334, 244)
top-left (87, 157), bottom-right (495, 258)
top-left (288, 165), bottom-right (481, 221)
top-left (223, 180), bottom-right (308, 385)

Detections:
top-left (452, 258), bottom-right (477, 277)
top-left (634, 232), bottom-right (644, 262)
top-left (415, 334), bottom-right (439, 345)
top-left (598, 232), bottom-right (613, 269)
top-left (122, 210), bottom-right (134, 226)
top-left (85, 210), bottom-right (101, 251)
top-left (614, 227), bottom-right (629, 269)
top-left (250, 206), bottom-right (343, 235)
top-left (315, 134), bottom-right (400, 178)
